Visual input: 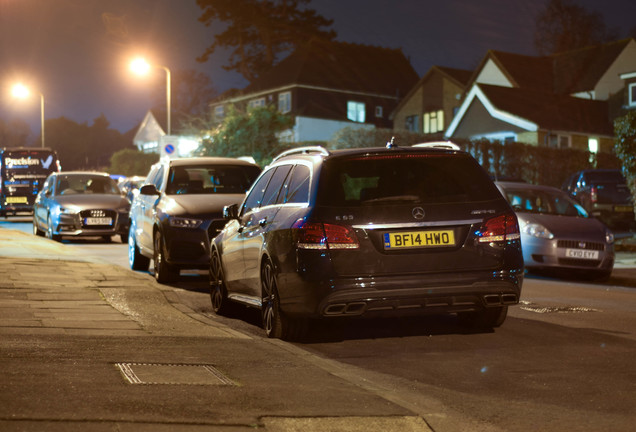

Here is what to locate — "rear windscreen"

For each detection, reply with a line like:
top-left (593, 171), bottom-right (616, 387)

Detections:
top-left (586, 170), bottom-right (626, 184)
top-left (317, 153), bottom-right (501, 206)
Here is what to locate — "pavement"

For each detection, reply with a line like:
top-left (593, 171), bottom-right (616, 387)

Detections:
top-left (1, 227), bottom-right (636, 432)
top-left (0, 228), bottom-right (441, 432)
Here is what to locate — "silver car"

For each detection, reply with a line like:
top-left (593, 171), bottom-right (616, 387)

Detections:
top-left (496, 181), bottom-right (614, 280)
top-left (33, 172), bottom-right (130, 242)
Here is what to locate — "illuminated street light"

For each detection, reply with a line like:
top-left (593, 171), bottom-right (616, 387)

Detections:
top-left (130, 57), bottom-right (172, 135)
top-left (11, 83), bottom-right (45, 148)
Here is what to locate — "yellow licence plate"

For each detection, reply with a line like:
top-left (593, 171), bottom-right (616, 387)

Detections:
top-left (384, 230), bottom-right (456, 249)
top-left (614, 205), bottom-right (632, 212)
top-left (6, 196), bottom-right (28, 204)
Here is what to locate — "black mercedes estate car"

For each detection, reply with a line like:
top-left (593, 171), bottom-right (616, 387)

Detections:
top-left (209, 142), bottom-right (524, 340)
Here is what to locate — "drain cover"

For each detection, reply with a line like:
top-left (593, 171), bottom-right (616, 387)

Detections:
top-left (115, 363), bottom-right (235, 385)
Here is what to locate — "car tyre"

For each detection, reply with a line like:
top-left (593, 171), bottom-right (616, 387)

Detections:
top-left (209, 248), bottom-right (233, 316)
top-left (459, 305), bottom-right (508, 329)
top-left (33, 217), bottom-right (44, 237)
top-left (154, 230), bottom-right (178, 283)
top-left (261, 259), bottom-right (306, 341)
top-left (128, 228), bottom-right (150, 271)
top-left (45, 214), bottom-right (61, 242)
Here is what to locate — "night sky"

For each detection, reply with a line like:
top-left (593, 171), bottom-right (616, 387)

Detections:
top-left (0, 0), bottom-right (634, 139)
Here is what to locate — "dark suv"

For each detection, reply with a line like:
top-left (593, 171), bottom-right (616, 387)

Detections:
top-left (209, 143), bottom-right (524, 340)
top-left (562, 169), bottom-right (635, 231)
top-left (128, 157), bottom-right (261, 283)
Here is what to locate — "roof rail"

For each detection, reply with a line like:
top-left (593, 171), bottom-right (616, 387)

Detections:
top-left (412, 141), bottom-right (461, 151)
top-left (272, 146), bottom-right (331, 162)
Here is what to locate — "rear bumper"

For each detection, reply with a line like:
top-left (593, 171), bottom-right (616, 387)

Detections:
top-left (278, 270), bottom-right (523, 319)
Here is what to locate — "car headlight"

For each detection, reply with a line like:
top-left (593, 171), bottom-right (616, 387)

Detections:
top-left (169, 217), bottom-right (203, 229)
top-left (522, 222), bottom-right (554, 239)
top-left (606, 230), bottom-right (615, 244)
top-left (55, 206), bottom-right (78, 216)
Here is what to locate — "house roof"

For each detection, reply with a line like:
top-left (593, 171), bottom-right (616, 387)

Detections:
top-left (551, 38), bottom-right (633, 94)
top-left (486, 51), bottom-right (553, 92)
top-left (242, 39), bottom-right (419, 98)
top-left (435, 66), bottom-right (473, 87)
top-left (472, 39), bottom-right (634, 95)
top-left (476, 84), bottom-right (612, 135)
top-left (391, 65), bottom-right (473, 117)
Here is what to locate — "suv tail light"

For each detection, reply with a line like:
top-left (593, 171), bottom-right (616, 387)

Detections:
top-left (478, 212), bottom-right (520, 243)
top-left (590, 186), bottom-right (598, 203)
top-left (293, 220), bottom-right (360, 250)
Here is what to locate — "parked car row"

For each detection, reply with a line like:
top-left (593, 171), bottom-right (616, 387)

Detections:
top-left (29, 145), bottom-right (634, 340)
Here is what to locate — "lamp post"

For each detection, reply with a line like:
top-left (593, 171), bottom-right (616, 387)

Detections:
top-left (130, 58), bottom-right (171, 135)
top-left (11, 83), bottom-right (45, 148)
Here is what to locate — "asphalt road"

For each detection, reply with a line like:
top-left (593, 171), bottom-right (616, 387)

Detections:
top-left (2, 216), bottom-right (636, 431)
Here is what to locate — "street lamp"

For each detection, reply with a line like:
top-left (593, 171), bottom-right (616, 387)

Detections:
top-left (130, 57), bottom-right (171, 135)
top-left (11, 83), bottom-right (45, 148)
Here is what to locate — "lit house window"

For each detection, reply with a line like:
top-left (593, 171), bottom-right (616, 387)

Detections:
top-left (423, 110), bottom-right (444, 134)
top-left (375, 106), bottom-right (383, 118)
top-left (248, 97), bottom-right (266, 109)
top-left (629, 83), bottom-right (636, 107)
top-left (278, 92), bottom-right (291, 113)
top-left (214, 105), bottom-right (224, 121)
top-left (347, 101), bottom-right (366, 123)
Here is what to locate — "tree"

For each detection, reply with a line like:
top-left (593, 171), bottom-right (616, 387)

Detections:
top-left (614, 111), bottom-right (636, 217)
top-left (196, 0), bottom-right (336, 82)
top-left (109, 148), bottom-right (159, 177)
top-left (148, 69), bottom-right (218, 134)
top-left (0, 118), bottom-right (31, 147)
top-left (199, 105), bottom-right (294, 166)
top-left (534, 0), bottom-right (619, 55)
top-left (45, 115), bottom-right (133, 171)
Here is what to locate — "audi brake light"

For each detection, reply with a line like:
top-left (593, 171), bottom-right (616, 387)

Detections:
top-left (478, 212), bottom-right (520, 243)
top-left (293, 220), bottom-right (360, 250)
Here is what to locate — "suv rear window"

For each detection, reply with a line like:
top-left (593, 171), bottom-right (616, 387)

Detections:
top-left (585, 170), bottom-right (626, 183)
top-left (317, 153), bottom-right (500, 206)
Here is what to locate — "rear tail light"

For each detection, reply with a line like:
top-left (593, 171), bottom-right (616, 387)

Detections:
top-left (478, 212), bottom-right (520, 243)
top-left (590, 186), bottom-right (597, 203)
top-left (293, 220), bottom-right (360, 250)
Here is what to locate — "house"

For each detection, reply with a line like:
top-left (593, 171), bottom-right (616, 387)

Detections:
top-left (391, 66), bottom-right (472, 138)
top-left (209, 39), bottom-right (419, 143)
top-left (133, 111), bottom-right (200, 158)
top-left (445, 38), bottom-right (636, 154)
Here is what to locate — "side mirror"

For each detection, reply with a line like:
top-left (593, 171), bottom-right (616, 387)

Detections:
top-left (223, 203), bottom-right (239, 220)
top-left (139, 184), bottom-right (160, 196)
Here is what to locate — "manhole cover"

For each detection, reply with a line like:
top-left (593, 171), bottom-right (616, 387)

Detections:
top-left (519, 300), bottom-right (599, 314)
top-left (115, 363), bottom-right (235, 385)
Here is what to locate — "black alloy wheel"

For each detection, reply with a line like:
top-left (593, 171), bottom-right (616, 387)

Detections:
top-left (261, 259), bottom-right (284, 339)
top-left (209, 249), bottom-right (232, 315)
top-left (153, 230), bottom-right (178, 283)
top-left (261, 259), bottom-right (307, 341)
